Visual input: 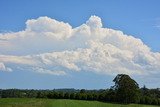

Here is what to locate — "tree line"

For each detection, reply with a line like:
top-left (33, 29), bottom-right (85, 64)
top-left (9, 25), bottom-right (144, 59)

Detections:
top-left (0, 74), bottom-right (160, 105)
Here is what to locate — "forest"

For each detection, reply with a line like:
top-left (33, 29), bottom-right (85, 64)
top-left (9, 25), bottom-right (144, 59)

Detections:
top-left (0, 74), bottom-right (160, 106)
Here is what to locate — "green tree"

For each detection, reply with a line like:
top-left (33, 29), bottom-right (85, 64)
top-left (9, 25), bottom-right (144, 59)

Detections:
top-left (87, 94), bottom-right (93, 100)
top-left (80, 89), bottom-right (86, 93)
top-left (113, 74), bottom-right (140, 104)
top-left (64, 92), bottom-right (70, 99)
top-left (70, 93), bottom-right (75, 99)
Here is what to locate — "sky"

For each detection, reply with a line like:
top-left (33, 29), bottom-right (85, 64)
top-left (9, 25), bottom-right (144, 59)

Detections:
top-left (0, 0), bottom-right (160, 89)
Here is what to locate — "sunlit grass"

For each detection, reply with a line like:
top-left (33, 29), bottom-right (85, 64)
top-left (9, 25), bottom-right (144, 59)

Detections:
top-left (0, 98), bottom-right (158, 107)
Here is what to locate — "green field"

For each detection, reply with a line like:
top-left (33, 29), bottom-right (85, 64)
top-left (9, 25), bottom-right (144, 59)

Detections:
top-left (0, 98), bottom-right (159, 107)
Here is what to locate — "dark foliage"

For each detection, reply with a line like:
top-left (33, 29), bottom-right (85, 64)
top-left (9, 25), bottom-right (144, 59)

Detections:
top-left (112, 74), bottom-right (140, 103)
top-left (0, 74), bottom-right (160, 106)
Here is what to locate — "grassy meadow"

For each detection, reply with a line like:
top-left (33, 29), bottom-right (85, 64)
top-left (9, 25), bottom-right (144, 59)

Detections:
top-left (0, 98), bottom-right (159, 107)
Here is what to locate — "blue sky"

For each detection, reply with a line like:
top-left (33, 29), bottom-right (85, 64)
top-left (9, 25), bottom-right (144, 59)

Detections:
top-left (0, 0), bottom-right (160, 89)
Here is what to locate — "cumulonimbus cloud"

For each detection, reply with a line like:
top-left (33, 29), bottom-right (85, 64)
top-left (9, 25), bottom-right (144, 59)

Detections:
top-left (0, 16), bottom-right (160, 75)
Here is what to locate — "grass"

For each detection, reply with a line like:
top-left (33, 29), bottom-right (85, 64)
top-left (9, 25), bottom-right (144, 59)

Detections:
top-left (0, 98), bottom-right (159, 107)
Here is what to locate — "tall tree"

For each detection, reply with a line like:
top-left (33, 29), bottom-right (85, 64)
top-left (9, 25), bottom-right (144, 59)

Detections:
top-left (113, 74), bottom-right (140, 104)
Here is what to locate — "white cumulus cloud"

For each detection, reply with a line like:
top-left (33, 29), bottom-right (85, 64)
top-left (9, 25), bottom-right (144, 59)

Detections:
top-left (0, 15), bottom-right (160, 76)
